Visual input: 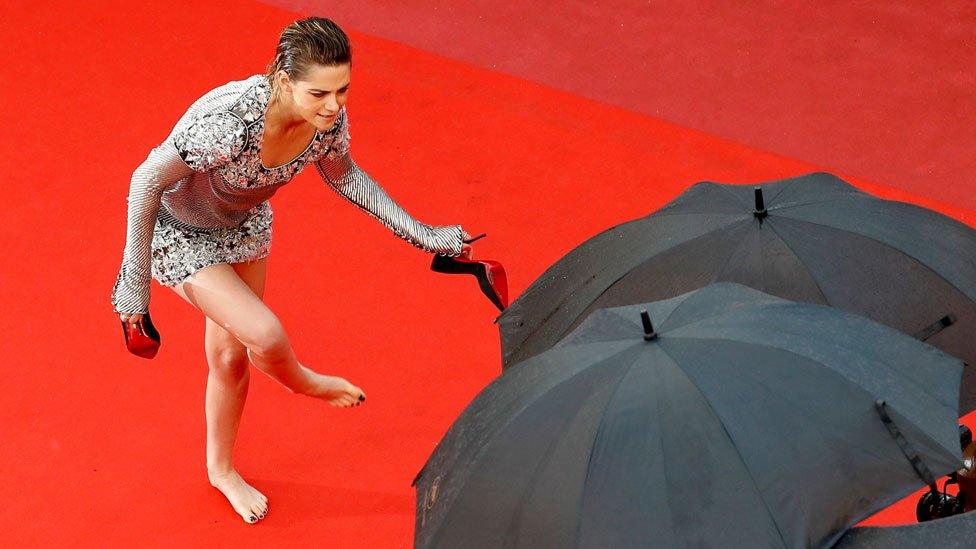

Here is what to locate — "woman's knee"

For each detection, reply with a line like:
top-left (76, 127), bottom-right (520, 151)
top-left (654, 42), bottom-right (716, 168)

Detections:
top-left (205, 343), bottom-right (250, 378)
top-left (245, 318), bottom-right (291, 358)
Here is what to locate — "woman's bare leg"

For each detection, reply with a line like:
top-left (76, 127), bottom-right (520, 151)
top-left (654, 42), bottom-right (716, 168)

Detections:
top-left (200, 259), bottom-right (267, 523)
top-left (171, 262), bottom-right (366, 405)
top-left (170, 259), bottom-right (364, 524)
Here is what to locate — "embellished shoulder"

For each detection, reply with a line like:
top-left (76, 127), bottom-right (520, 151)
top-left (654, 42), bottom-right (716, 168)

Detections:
top-left (172, 110), bottom-right (248, 171)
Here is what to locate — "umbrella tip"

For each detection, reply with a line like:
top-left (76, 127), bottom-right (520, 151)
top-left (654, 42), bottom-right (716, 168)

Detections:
top-left (754, 187), bottom-right (768, 219)
top-left (640, 310), bottom-right (658, 341)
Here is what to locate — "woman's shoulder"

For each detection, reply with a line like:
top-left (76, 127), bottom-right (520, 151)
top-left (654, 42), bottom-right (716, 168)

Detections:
top-left (188, 75), bottom-right (265, 113)
top-left (169, 75), bottom-right (266, 134)
top-left (167, 75), bottom-right (266, 170)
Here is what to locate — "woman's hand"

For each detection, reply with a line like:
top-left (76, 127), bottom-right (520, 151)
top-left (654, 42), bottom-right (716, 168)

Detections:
top-left (119, 312), bottom-right (144, 325)
top-left (461, 231), bottom-right (486, 259)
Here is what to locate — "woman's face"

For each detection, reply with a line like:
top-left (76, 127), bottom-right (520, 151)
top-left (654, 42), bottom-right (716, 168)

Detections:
top-left (278, 63), bottom-right (350, 131)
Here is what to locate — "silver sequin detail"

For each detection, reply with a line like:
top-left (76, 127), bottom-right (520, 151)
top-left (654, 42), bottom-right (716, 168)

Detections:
top-left (172, 111), bottom-right (248, 171)
top-left (151, 202), bottom-right (272, 286)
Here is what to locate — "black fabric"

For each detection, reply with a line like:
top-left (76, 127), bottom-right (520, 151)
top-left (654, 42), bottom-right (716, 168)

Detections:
top-left (416, 284), bottom-right (964, 548)
top-left (497, 172), bottom-right (976, 413)
top-left (835, 511), bottom-right (976, 549)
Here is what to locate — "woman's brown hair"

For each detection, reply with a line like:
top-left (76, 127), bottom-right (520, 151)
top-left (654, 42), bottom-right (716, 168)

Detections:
top-left (265, 17), bottom-right (351, 96)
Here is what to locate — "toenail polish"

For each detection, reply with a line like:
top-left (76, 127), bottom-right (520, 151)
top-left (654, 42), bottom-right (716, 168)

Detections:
top-left (359, 395), bottom-right (365, 401)
top-left (250, 515), bottom-right (257, 521)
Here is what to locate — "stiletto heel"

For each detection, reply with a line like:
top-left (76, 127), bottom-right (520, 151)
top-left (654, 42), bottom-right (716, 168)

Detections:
top-left (121, 312), bottom-right (161, 359)
top-left (431, 235), bottom-right (508, 312)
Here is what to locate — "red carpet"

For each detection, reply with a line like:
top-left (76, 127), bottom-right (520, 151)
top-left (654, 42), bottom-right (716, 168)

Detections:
top-left (264, 0), bottom-right (976, 210)
top-left (0, 0), bottom-right (971, 546)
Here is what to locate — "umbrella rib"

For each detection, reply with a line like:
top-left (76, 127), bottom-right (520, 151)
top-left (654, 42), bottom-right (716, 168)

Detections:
top-left (656, 345), bottom-right (793, 547)
top-left (671, 334), bottom-right (960, 455)
top-left (713, 182), bottom-right (754, 210)
top-left (522, 222), bottom-right (739, 352)
top-left (676, 327), bottom-right (958, 413)
top-left (651, 359), bottom-right (682, 545)
top-left (572, 349), bottom-right (653, 548)
top-left (699, 225), bottom-right (762, 307)
top-left (761, 221), bottom-right (831, 305)
top-left (425, 344), bottom-right (640, 547)
top-left (774, 215), bottom-right (975, 304)
top-left (500, 350), bottom-right (643, 546)
top-left (663, 336), bottom-right (961, 541)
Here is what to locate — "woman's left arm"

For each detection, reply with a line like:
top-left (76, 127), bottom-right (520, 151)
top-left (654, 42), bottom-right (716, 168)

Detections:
top-left (314, 111), bottom-right (465, 256)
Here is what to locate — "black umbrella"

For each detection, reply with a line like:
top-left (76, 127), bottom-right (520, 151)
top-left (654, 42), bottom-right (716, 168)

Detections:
top-left (834, 512), bottom-right (976, 548)
top-left (497, 173), bottom-right (976, 412)
top-left (415, 284), bottom-right (963, 548)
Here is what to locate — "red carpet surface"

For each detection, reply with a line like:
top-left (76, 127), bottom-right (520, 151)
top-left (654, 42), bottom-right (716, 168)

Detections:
top-left (264, 0), bottom-right (976, 210)
top-left (0, 0), bottom-right (972, 546)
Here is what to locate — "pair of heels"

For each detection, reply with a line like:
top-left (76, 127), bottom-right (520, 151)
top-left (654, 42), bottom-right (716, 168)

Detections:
top-left (122, 235), bottom-right (506, 359)
top-left (430, 233), bottom-right (509, 312)
top-left (121, 313), bottom-right (161, 359)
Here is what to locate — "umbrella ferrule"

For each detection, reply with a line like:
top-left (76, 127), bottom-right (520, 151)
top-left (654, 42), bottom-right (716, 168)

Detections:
top-left (640, 310), bottom-right (658, 341)
top-left (754, 187), bottom-right (768, 219)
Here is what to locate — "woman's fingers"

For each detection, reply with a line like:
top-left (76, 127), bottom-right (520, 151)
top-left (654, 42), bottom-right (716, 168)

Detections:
top-left (119, 312), bottom-right (144, 324)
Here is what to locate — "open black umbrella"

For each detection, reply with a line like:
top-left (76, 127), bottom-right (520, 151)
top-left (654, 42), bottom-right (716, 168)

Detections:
top-left (415, 284), bottom-right (963, 548)
top-left (834, 511), bottom-right (976, 548)
top-left (497, 172), bottom-right (976, 412)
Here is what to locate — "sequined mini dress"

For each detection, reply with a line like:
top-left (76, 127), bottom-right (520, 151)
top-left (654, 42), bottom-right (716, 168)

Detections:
top-left (111, 74), bottom-right (464, 314)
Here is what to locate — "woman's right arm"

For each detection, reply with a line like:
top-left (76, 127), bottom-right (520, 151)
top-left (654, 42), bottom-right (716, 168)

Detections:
top-left (111, 141), bottom-right (194, 315)
top-left (112, 110), bottom-right (247, 317)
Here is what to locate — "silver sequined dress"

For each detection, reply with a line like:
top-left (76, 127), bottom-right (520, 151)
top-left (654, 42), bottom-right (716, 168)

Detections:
top-left (111, 74), bottom-right (464, 314)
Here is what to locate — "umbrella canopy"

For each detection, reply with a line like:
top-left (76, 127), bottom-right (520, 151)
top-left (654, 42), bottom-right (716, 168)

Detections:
top-left (415, 284), bottom-right (963, 549)
top-left (497, 173), bottom-right (976, 412)
top-left (834, 512), bottom-right (976, 549)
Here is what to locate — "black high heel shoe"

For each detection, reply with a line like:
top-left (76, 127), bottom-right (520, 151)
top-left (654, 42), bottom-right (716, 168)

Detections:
top-left (121, 311), bottom-right (161, 359)
top-left (431, 233), bottom-right (509, 312)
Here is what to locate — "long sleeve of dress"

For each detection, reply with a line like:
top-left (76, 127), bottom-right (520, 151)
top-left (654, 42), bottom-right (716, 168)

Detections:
top-left (111, 111), bottom-right (246, 313)
top-left (111, 142), bottom-right (194, 313)
top-left (313, 113), bottom-right (464, 257)
top-left (316, 153), bottom-right (464, 256)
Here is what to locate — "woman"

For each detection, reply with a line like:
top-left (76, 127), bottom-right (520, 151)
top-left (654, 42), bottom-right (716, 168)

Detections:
top-left (111, 17), bottom-right (475, 524)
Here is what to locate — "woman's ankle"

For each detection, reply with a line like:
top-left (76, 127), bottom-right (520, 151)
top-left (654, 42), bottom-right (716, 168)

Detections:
top-left (286, 365), bottom-right (318, 395)
top-left (206, 462), bottom-right (236, 477)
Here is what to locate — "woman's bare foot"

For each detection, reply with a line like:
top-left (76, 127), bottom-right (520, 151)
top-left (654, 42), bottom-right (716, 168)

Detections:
top-left (299, 366), bottom-right (366, 407)
top-left (207, 468), bottom-right (269, 524)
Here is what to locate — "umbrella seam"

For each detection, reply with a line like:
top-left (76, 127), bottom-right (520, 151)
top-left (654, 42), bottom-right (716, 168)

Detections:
top-left (760, 220), bottom-right (831, 304)
top-left (670, 334), bottom-right (961, 458)
top-left (572, 348), bottom-right (648, 549)
top-left (662, 337), bottom-right (942, 546)
top-left (499, 358), bottom-right (636, 547)
top-left (427, 343), bottom-right (638, 546)
top-left (773, 215), bottom-right (976, 304)
top-left (668, 303), bottom-right (961, 408)
top-left (655, 342), bottom-right (793, 547)
top-left (517, 221), bottom-right (741, 362)
top-left (674, 326), bottom-right (959, 415)
top-left (566, 221), bottom-right (753, 337)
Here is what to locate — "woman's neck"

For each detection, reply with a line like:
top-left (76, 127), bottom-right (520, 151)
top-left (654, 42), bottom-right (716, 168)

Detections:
top-left (265, 90), bottom-right (310, 134)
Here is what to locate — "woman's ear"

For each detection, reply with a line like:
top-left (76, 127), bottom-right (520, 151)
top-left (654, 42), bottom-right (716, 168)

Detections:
top-left (276, 70), bottom-right (292, 94)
